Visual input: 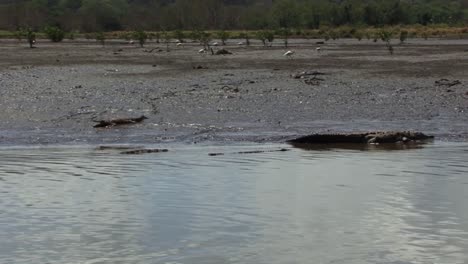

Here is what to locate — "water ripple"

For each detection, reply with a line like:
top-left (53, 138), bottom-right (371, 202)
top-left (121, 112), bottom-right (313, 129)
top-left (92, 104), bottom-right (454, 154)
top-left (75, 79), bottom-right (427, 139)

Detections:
top-left (0, 143), bottom-right (468, 264)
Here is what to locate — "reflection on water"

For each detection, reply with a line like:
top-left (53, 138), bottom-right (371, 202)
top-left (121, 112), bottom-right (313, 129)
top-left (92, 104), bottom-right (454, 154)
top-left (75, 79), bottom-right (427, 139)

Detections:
top-left (289, 142), bottom-right (430, 151)
top-left (1, 143), bottom-right (468, 264)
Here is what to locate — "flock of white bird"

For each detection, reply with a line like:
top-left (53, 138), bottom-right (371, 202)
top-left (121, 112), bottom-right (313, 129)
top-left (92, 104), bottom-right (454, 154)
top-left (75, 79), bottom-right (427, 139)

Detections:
top-left (127, 38), bottom-right (322, 57)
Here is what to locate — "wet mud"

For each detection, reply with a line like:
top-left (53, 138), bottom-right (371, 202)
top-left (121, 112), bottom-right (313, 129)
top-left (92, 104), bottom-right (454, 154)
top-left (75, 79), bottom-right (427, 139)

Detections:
top-left (0, 38), bottom-right (467, 146)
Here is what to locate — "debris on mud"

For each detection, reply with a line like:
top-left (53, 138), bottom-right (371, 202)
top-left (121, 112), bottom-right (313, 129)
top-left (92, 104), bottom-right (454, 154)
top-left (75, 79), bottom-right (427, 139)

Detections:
top-left (143, 48), bottom-right (163, 53)
top-left (121, 149), bottom-right (169, 155)
top-left (93, 115), bottom-right (148, 128)
top-left (215, 49), bottom-right (232, 55)
top-left (435, 79), bottom-right (462, 87)
top-left (304, 76), bottom-right (325, 86)
top-left (193, 65), bottom-right (207, 69)
top-left (222, 86), bottom-right (240, 93)
top-left (288, 131), bottom-right (434, 145)
top-left (209, 148), bottom-right (289, 156)
top-left (292, 71), bottom-right (327, 85)
top-left (292, 71), bottom-right (326, 79)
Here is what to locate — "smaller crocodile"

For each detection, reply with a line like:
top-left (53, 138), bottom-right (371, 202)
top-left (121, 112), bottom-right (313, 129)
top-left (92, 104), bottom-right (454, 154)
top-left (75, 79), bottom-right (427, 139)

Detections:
top-left (93, 115), bottom-right (148, 128)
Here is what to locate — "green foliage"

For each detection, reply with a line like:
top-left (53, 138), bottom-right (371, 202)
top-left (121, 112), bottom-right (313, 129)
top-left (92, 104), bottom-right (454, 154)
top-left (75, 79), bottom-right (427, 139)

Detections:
top-left (173, 30), bottom-right (185, 43)
top-left (26, 28), bottom-right (36, 48)
top-left (67, 31), bottom-right (77, 40)
top-left (329, 30), bottom-right (339, 40)
top-left (271, 0), bottom-right (301, 28)
top-left (133, 30), bottom-right (148, 47)
top-left (199, 31), bottom-right (212, 49)
top-left (399, 30), bottom-right (409, 44)
top-left (44, 26), bottom-right (65, 42)
top-left (162, 31), bottom-right (171, 51)
top-left (255, 31), bottom-right (266, 46)
top-left (256, 30), bottom-right (275, 46)
top-left (378, 29), bottom-right (394, 42)
top-left (14, 29), bottom-right (24, 41)
top-left (95, 32), bottom-right (105, 46)
top-left (278, 28), bottom-right (291, 48)
top-left (0, 0), bottom-right (466, 32)
top-left (239, 32), bottom-right (250, 46)
top-left (378, 29), bottom-right (395, 55)
top-left (14, 28), bottom-right (37, 48)
top-left (190, 30), bottom-right (203, 42)
top-left (216, 30), bottom-right (230, 45)
top-left (354, 30), bottom-right (363, 41)
top-left (155, 32), bottom-right (161, 43)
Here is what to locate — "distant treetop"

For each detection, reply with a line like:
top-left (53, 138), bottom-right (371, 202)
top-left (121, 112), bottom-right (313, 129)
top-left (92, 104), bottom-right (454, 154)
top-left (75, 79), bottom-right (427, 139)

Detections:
top-left (0, 0), bottom-right (466, 31)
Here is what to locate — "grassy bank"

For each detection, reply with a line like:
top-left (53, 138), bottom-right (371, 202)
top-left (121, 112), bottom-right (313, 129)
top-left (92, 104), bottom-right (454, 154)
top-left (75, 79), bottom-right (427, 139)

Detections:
top-left (1, 25), bottom-right (467, 42)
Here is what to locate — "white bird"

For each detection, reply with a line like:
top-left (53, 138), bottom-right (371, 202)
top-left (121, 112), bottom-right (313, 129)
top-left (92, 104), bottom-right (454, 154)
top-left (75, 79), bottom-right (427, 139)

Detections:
top-left (316, 47), bottom-right (321, 52)
top-left (212, 42), bottom-right (219, 46)
top-left (237, 41), bottom-right (244, 45)
top-left (198, 48), bottom-right (206, 53)
top-left (129, 40), bottom-right (135, 44)
top-left (176, 42), bottom-right (183, 46)
top-left (283, 50), bottom-right (295, 58)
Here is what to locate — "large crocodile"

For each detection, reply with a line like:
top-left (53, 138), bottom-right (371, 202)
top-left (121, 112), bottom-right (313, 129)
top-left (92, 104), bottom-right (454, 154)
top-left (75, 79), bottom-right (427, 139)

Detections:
top-left (288, 131), bottom-right (434, 145)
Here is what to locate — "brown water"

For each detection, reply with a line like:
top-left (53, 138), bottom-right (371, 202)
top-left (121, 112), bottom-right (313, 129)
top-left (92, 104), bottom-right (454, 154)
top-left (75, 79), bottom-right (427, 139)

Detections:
top-left (0, 143), bottom-right (468, 264)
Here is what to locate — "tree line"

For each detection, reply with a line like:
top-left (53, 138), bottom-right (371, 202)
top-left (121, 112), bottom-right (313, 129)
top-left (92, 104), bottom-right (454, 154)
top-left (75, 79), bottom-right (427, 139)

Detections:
top-left (0, 0), bottom-right (467, 32)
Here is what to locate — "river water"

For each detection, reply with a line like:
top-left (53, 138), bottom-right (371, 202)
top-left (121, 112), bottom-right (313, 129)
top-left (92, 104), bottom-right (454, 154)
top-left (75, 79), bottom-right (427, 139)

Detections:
top-left (0, 143), bottom-right (467, 264)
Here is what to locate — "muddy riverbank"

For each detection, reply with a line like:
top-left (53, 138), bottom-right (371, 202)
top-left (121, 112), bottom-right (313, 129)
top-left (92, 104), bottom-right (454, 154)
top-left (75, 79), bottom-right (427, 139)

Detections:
top-left (0, 38), bottom-right (467, 145)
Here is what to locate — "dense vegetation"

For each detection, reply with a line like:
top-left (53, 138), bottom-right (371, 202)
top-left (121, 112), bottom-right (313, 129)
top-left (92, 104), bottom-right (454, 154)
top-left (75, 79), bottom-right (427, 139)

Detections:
top-left (0, 0), bottom-right (467, 32)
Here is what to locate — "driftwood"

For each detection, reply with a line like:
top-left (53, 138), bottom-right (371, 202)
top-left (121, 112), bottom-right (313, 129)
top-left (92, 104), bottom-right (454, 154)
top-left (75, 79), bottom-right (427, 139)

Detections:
top-left (304, 76), bottom-right (325, 86)
top-left (93, 115), bottom-right (148, 128)
top-left (435, 79), bottom-right (461, 87)
top-left (288, 131), bottom-right (434, 145)
top-left (120, 149), bottom-right (169, 155)
top-left (292, 71), bottom-right (326, 79)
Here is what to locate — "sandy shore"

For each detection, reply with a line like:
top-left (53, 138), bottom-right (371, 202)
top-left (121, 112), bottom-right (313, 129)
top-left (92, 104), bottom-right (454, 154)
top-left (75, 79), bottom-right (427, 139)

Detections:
top-left (0, 38), bottom-right (467, 145)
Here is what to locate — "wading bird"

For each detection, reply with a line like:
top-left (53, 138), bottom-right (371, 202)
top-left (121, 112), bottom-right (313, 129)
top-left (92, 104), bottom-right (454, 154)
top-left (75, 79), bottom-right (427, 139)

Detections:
top-left (283, 50), bottom-right (295, 58)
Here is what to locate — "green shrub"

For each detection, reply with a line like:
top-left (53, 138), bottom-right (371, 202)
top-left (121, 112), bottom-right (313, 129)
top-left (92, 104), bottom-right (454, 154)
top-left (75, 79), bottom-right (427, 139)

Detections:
top-left (133, 30), bottom-right (148, 47)
top-left (26, 28), bottom-right (36, 48)
top-left (354, 30), bottom-right (363, 41)
top-left (44, 26), bottom-right (65, 42)
top-left (15, 28), bottom-right (36, 48)
top-left (199, 31), bottom-right (212, 49)
top-left (278, 28), bottom-right (291, 47)
top-left (239, 32), bottom-right (250, 46)
top-left (216, 30), bottom-right (230, 45)
top-left (256, 30), bottom-right (267, 46)
top-left (256, 30), bottom-right (275, 47)
top-left (399, 30), bottom-right (408, 44)
top-left (378, 29), bottom-right (394, 55)
top-left (162, 31), bottom-right (171, 51)
top-left (96, 32), bottom-right (105, 46)
top-left (173, 29), bottom-right (185, 43)
top-left (14, 28), bottom-right (24, 41)
top-left (67, 31), bottom-right (77, 40)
